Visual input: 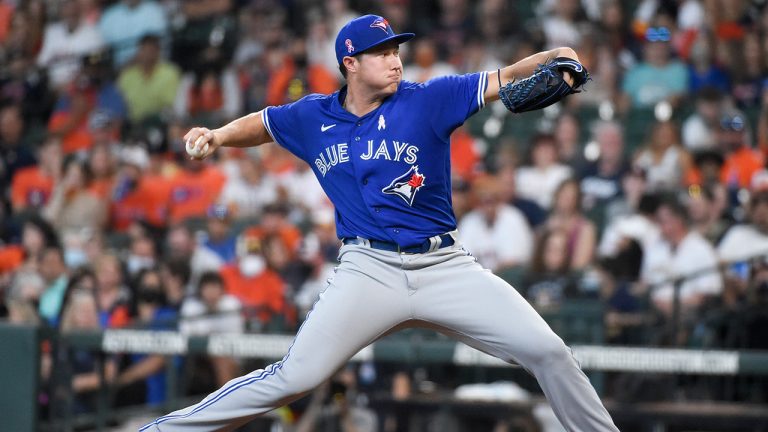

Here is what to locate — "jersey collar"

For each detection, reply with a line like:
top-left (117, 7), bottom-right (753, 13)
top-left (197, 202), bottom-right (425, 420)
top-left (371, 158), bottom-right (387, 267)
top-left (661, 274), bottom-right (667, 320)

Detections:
top-left (332, 83), bottom-right (402, 120)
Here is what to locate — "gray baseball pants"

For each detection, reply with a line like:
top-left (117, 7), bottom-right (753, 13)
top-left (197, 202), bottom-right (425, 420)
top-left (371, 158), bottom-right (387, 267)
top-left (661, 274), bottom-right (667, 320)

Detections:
top-left (142, 242), bottom-right (618, 431)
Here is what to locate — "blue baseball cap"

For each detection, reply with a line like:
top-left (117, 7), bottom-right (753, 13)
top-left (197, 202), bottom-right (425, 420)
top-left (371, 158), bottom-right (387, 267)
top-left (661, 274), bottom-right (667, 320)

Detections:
top-left (335, 14), bottom-right (415, 65)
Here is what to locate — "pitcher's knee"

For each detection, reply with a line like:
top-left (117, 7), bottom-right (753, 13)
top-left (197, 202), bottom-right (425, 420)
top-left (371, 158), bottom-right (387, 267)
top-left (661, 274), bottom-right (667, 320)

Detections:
top-left (279, 369), bottom-right (327, 397)
top-left (523, 333), bottom-right (575, 370)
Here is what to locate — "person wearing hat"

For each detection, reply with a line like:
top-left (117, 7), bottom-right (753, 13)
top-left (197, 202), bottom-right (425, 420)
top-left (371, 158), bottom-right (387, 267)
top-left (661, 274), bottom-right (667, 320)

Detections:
top-left (201, 204), bottom-right (237, 264)
top-left (147, 15), bottom-right (616, 431)
top-left (109, 145), bottom-right (168, 231)
top-left (717, 111), bottom-right (764, 190)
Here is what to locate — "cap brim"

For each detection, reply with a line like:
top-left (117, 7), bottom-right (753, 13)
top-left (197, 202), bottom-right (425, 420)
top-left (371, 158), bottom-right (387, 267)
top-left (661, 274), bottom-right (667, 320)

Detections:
top-left (353, 33), bottom-right (415, 57)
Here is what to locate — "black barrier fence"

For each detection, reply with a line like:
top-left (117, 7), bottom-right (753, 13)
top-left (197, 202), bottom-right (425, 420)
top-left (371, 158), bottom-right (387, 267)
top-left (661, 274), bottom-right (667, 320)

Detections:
top-left (6, 252), bottom-right (768, 431)
top-left (4, 323), bottom-right (768, 432)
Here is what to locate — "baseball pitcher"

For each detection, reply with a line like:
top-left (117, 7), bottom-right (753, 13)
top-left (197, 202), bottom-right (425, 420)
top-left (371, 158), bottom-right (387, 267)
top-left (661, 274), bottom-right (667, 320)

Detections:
top-left (143, 14), bottom-right (616, 431)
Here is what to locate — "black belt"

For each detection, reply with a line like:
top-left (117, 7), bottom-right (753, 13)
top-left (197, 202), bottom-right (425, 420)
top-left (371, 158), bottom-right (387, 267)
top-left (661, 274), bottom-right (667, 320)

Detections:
top-left (343, 233), bottom-right (456, 254)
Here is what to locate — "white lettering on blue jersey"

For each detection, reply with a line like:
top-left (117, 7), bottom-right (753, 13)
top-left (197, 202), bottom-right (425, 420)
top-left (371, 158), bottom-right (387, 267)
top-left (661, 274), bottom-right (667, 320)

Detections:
top-left (361, 139), bottom-right (418, 163)
top-left (315, 143), bottom-right (349, 177)
top-left (404, 145), bottom-right (418, 164)
top-left (262, 71), bottom-right (488, 246)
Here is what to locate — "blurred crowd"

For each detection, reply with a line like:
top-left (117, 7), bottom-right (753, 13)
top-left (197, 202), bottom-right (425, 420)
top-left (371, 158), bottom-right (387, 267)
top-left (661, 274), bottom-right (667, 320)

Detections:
top-left (2, 0), bottom-right (768, 420)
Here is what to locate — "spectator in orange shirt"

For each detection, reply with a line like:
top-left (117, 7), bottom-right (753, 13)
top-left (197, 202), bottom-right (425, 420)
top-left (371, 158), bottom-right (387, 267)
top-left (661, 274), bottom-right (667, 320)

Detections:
top-left (241, 203), bottom-right (302, 258)
top-left (174, 47), bottom-right (242, 126)
top-left (109, 145), bottom-right (169, 231)
top-left (220, 231), bottom-right (290, 331)
top-left (718, 111), bottom-right (764, 190)
top-left (11, 136), bottom-right (61, 213)
top-left (450, 126), bottom-right (480, 182)
top-left (47, 51), bottom-right (127, 155)
top-left (0, 1), bottom-right (12, 44)
top-left (167, 157), bottom-right (226, 224)
top-left (265, 38), bottom-right (338, 106)
top-left (0, 243), bottom-right (24, 274)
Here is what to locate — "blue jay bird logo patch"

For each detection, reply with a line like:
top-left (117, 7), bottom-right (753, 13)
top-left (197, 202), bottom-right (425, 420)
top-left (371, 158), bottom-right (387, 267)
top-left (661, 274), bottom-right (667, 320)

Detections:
top-left (370, 18), bottom-right (390, 33)
top-left (382, 165), bottom-right (425, 206)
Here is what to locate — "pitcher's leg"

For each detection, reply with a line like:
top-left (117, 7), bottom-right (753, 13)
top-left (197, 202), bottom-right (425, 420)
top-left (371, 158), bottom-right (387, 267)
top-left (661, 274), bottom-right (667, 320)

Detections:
top-left (411, 249), bottom-right (618, 432)
top-left (143, 246), bottom-right (411, 431)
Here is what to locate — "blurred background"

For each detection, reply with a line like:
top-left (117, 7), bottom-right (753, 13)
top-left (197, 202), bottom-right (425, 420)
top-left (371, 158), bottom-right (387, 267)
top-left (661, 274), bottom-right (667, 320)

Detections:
top-left (1, 0), bottom-right (768, 431)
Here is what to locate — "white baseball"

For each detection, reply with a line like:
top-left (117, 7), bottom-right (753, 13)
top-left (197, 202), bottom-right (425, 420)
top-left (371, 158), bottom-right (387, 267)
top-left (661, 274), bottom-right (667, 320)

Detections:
top-left (186, 137), bottom-right (209, 158)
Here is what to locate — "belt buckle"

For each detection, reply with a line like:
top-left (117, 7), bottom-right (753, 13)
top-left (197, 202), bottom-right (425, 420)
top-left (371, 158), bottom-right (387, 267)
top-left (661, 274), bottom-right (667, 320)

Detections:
top-left (398, 244), bottom-right (420, 254)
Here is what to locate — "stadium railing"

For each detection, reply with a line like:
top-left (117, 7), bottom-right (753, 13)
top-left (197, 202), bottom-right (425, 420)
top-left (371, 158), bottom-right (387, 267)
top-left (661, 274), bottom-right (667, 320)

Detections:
top-left (4, 322), bottom-right (768, 431)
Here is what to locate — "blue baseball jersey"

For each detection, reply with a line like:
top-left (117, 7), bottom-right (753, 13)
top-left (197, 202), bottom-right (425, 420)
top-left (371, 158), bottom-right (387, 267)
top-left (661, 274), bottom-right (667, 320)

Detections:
top-left (262, 72), bottom-right (488, 247)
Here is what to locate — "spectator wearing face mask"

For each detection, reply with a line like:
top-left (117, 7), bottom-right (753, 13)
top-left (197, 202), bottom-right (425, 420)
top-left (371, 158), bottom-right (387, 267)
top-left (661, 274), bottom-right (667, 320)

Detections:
top-left (126, 232), bottom-right (158, 278)
top-left (220, 230), bottom-right (289, 331)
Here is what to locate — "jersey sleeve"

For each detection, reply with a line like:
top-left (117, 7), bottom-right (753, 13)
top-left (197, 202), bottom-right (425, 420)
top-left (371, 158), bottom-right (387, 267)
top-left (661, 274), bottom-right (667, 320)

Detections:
top-left (422, 71), bottom-right (488, 137)
top-left (261, 102), bottom-right (308, 161)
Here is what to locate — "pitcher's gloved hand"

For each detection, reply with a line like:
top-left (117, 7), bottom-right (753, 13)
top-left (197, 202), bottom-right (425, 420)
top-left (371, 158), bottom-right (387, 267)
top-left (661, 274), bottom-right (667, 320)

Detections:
top-left (499, 57), bottom-right (590, 113)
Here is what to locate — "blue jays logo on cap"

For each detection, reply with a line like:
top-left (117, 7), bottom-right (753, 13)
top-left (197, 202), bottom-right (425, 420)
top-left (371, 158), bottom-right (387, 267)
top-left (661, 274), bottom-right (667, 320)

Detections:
top-left (335, 14), bottom-right (415, 65)
top-left (370, 17), bottom-right (390, 33)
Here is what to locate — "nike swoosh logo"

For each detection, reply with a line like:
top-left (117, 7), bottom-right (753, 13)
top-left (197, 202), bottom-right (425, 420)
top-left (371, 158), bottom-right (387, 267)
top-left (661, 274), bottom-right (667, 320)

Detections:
top-left (321, 124), bottom-right (337, 132)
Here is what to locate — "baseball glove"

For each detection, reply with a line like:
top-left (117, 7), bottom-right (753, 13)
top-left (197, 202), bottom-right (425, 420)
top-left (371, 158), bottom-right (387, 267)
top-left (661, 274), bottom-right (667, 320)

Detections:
top-left (498, 57), bottom-right (589, 114)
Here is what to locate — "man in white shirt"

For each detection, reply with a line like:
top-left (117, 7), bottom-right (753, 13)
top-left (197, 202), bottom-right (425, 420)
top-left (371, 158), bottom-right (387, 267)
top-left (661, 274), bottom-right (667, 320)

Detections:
top-left (718, 171), bottom-right (768, 264)
top-left (642, 198), bottom-right (722, 316)
top-left (180, 271), bottom-right (243, 335)
top-left (37, 0), bottom-right (104, 90)
top-left (515, 133), bottom-right (572, 209)
top-left (218, 157), bottom-right (278, 219)
top-left (180, 271), bottom-right (244, 387)
top-left (458, 175), bottom-right (533, 272)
